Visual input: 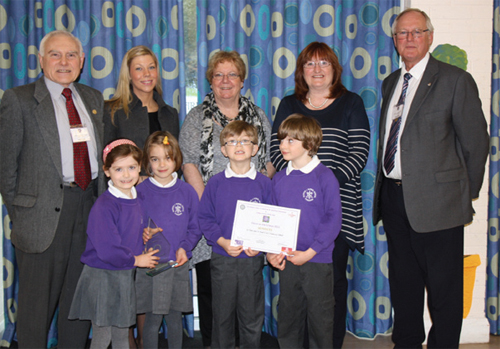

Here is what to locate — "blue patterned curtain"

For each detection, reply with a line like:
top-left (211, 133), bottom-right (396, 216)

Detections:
top-left (0, 0), bottom-right (187, 346)
top-left (488, 0), bottom-right (500, 336)
top-left (197, 0), bottom-right (398, 337)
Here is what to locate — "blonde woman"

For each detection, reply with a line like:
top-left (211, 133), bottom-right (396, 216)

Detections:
top-left (104, 45), bottom-right (179, 150)
top-left (104, 45), bottom-right (179, 348)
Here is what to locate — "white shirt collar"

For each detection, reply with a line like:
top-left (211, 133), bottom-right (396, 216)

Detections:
top-left (224, 162), bottom-right (257, 179)
top-left (286, 155), bottom-right (321, 175)
top-left (108, 180), bottom-right (137, 199)
top-left (402, 52), bottom-right (430, 80)
top-left (149, 172), bottom-right (178, 188)
top-left (44, 77), bottom-right (75, 99)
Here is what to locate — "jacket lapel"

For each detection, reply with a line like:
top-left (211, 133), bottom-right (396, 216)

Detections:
top-left (33, 78), bottom-right (63, 178)
top-left (75, 83), bottom-right (103, 152)
top-left (405, 56), bottom-right (439, 126)
top-left (379, 71), bottom-right (400, 143)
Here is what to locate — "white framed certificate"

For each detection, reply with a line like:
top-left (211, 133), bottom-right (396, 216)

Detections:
top-left (230, 200), bottom-right (300, 254)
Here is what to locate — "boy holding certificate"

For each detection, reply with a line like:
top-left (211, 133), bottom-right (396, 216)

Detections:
top-left (267, 114), bottom-right (342, 348)
top-left (198, 121), bottom-right (271, 348)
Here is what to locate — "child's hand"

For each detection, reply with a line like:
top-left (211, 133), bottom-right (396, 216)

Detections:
top-left (217, 237), bottom-right (243, 257)
top-left (134, 249), bottom-right (160, 268)
top-left (244, 247), bottom-right (260, 257)
top-left (175, 248), bottom-right (188, 267)
top-left (287, 248), bottom-right (316, 266)
top-left (143, 227), bottom-right (163, 243)
top-left (267, 252), bottom-right (286, 270)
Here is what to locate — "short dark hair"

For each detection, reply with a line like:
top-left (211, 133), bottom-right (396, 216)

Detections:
top-left (220, 120), bottom-right (258, 145)
top-left (277, 114), bottom-right (322, 156)
top-left (143, 131), bottom-right (183, 174)
top-left (103, 143), bottom-right (142, 171)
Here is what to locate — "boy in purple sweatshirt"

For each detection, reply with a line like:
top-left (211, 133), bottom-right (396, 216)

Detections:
top-left (198, 121), bottom-right (271, 348)
top-left (267, 113), bottom-right (342, 348)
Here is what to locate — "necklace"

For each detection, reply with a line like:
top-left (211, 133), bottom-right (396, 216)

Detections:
top-left (308, 97), bottom-right (329, 109)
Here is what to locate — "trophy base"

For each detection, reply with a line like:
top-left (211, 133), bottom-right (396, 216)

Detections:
top-left (146, 260), bottom-right (178, 277)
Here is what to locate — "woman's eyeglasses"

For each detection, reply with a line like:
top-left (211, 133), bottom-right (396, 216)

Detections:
top-left (303, 60), bottom-right (331, 69)
top-left (213, 73), bottom-right (240, 81)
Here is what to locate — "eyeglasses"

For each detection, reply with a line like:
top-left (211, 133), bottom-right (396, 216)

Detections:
top-left (303, 60), bottom-right (331, 69)
top-left (394, 29), bottom-right (430, 40)
top-left (212, 73), bottom-right (240, 81)
top-left (224, 139), bottom-right (254, 146)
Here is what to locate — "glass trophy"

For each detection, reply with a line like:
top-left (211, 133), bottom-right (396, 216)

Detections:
top-left (145, 218), bottom-right (178, 276)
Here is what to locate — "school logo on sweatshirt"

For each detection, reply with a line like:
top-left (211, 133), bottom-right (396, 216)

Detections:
top-left (172, 203), bottom-right (184, 216)
top-left (303, 188), bottom-right (317, 202)
top-left (249, 197), bottom-right (261, 203)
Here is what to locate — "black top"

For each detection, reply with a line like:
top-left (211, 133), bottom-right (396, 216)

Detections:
top-left (148, 111), bottom-right (161, 134)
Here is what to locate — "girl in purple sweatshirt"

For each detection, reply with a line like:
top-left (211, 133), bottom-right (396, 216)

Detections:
top-left (136, 131), bottom-right (202, 348)
top-left (69, 139), bottom-right (159, 348)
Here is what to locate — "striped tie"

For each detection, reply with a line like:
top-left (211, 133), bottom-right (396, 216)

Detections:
top-left (383, 73), bottom-right (412, 174)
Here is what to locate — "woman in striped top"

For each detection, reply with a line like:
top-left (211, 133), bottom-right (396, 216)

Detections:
top-left (270, 42), bottom-right (370, 349)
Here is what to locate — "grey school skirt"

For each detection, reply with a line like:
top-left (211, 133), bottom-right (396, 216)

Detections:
top-left (135, 262), bottom-right (193, 315)
top-left (69, 265), bottom-right (136, 327)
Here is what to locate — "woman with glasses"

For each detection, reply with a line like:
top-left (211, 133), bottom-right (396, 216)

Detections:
top-left (270, 41), bottom-right (370, 348)
top-left (179, 50), bottom-right (274, 348)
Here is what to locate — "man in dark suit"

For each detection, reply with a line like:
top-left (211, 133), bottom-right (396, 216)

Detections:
top-left (0, 30), bottom-right (104, 348)
top-left (373, 8), bottom-right (489, 349)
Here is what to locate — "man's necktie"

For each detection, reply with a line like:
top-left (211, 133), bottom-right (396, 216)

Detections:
top-left (62, 88), bottom-right (91, 190)
top-left (383, 73), bottom-right (412, 175)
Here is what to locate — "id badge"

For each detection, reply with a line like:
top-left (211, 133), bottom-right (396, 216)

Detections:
top-left (393, 104), bottom-right (404, 120)
top-left (70, 126), bottom-right (91, 143)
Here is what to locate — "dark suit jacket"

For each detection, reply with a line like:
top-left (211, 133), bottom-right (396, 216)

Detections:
top-left (373, 56), bottom-right (489, 232)
top-left (103, 90), bottom-right (179, 150)
top-left (0, 77), bottom-right (105, 253)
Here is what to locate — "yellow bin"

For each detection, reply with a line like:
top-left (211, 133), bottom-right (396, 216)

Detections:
top-left (463, 254), bottom-right (481, 318)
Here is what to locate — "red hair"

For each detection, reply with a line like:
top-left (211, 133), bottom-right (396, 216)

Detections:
top-left (294, 42), bottom-right (346, 102)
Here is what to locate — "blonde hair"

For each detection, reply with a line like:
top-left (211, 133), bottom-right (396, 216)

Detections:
top-left (106, 46), bottom-right (162, 123)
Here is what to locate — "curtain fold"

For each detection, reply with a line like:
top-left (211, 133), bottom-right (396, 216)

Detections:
top-left (196, 0), bottom-right (398, 337)
top-left (488, 0), bottom-right (500, 336)
top-left (0, 0), bottom-right (187, 346)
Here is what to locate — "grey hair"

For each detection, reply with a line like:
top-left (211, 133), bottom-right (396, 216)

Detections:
top-left (391, 8), bottom-right (434, 34)
top-left (39, 30), bottom-right (83, 56)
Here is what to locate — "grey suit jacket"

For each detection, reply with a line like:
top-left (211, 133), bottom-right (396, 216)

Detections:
top-left (373, 55), bottom-right (489, 232)
top-left (0, 77), bottom-right (105, 253)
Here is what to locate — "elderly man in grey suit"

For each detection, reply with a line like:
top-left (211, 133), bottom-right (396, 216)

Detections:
top-left (0, 30), bottom-right (104, 348)
top-left (373, 8), bottom-right (489, 349)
